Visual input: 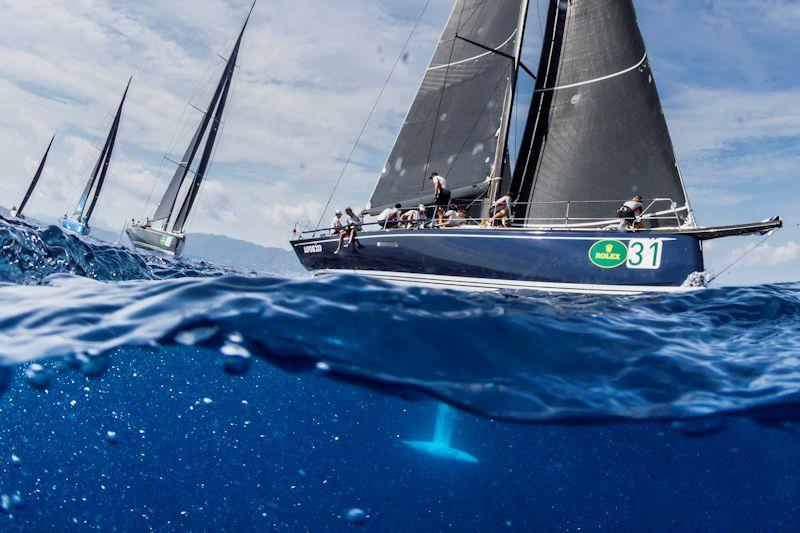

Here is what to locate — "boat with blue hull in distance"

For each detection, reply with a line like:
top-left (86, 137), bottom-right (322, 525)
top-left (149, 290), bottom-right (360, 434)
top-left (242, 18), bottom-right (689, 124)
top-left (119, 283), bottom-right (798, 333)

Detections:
top-left (292, 0), bottom-right (781, 293)
top-left (60, 78), bottom-right (130, 237)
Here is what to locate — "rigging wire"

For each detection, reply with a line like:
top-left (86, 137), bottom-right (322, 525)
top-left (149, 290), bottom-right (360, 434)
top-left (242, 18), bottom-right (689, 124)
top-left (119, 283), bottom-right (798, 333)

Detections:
top-left (316, 0), bottom-right (433, 229)
top-left (708, 231), bottom-right (777, 284)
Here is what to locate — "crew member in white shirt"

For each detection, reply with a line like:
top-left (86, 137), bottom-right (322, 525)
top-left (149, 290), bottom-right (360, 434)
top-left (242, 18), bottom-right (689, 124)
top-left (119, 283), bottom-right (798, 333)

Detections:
top-left (429, 172), bottom-right (451, 208)
top-left (377, 203), bottom-right (402, 229)
top-left (335, 207), bottom-right (363, 254)
top-left (331, 210), bottom-right (344, 235)
top-left (490, 192), bottom-right (515, 227)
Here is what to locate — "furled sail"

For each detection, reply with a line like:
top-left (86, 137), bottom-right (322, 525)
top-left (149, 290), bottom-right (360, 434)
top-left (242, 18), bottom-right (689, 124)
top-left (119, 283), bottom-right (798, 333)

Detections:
top-left (509, 0), bottom-right (692, 226)
top-left (368, 0), bottom-right (526, 214)
top-left (71, 78), bottom-right (131, 223)
top-left (152, 3), bottom-right (253, 233)
top-left (17, 134), bottom-right (55, 217)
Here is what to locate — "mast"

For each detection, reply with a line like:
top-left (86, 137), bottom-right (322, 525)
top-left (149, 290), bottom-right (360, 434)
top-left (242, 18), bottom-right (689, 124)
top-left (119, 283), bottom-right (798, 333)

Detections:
top-left (508, 0), bottom-right (566, 220)
top-left (161, 1), bottom-right (255, 233)
top-left (84, 77), bottom-right (131, 222)
top-left (483, 0), bottom-right (531, 218)
top-left (17, 134), bottom-right (55, 217)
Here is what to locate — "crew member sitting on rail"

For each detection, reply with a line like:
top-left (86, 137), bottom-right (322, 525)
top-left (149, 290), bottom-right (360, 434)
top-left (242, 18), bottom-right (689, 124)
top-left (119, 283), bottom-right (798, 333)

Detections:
top-left (490, 192), bottom-right (515, 227)
top-left (331, 210), bottom-right (344, 235)
top-left (334, 207), bottom-right (363, 255)
top-left (429, 172), bottom-right (451, 209)
top-left (617, 195), bottom-right (644, 229)
top-left (400, 204), bottom-right (427, 228)
top-left (377, 203), bottom-right (402, 229)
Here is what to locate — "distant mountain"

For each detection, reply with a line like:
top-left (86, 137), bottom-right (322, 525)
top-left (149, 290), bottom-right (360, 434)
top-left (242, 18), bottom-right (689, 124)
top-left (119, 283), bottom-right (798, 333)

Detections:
top-left (182, 233), bottom-right (305, 276)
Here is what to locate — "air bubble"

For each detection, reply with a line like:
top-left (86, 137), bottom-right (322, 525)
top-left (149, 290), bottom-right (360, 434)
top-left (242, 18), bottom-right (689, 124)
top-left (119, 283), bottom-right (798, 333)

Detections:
top-left (345, 507), bottom-right (367, 525)
top-left (104, 431), bottom-right (119, 445)
top-left (219, 342), bottom-right (252, 376)
top-left (24, 364), bottom-right (54, 390)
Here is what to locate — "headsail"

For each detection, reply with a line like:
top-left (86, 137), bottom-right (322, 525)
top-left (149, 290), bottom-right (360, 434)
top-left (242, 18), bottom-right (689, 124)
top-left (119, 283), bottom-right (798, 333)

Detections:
top-left (152, 2), bottom-right (254, 233)
top-left (71, 78), bottom-right (131, 223)
top-left (509, 0), bottom-right (692, 226)
top-left (368, 0), bottom-right (527, 214)
top-left (17, 134), bottom-right (55, 217)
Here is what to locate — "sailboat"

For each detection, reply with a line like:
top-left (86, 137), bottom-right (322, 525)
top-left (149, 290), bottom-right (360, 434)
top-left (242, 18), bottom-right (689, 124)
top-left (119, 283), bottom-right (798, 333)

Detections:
top-left (291, 0), bottom-right (782, 294)
top-left (9, 134), bottom-right (55, 219)
top-left (127, 3), bottom-right (255, 257)
top-left (60, 78), bottom-right (131, 237)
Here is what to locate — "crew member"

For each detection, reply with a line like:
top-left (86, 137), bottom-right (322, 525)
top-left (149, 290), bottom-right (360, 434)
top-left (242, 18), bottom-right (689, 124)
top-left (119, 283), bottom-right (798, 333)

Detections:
top-left (442, 207), bottom-right (468, 228)
top-left (335, 207), bottom-right (363, 254)
top-left (331, 210), bottom-right (344, 235)
top-left (429, 172), bottom-right (451, 209)
top-left (377, 203), bottom-right (402, 229)
top-left (617, 195), bottom-right (644, 229)
top-left (490, 192), bottom-right (515, 227)
top-left (400, 204), bottom-right (427, 228)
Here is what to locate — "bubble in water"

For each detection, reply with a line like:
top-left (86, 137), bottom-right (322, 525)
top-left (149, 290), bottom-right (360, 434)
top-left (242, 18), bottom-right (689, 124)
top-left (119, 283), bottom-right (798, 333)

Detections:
top-left (0, 492), bottom-right (22, 515)
top-left (74, 353), bottom-right (110, 378)
top-left (345, 508), bottom-right (367, 525)
top-left (24, 363), bottom-right (54, 390)
top-left (219, 342), bottom-right (252, 376)
top-left (104, 430), bottom-right (119, 445)
top-left (9, 454), bottom-right (22, 468)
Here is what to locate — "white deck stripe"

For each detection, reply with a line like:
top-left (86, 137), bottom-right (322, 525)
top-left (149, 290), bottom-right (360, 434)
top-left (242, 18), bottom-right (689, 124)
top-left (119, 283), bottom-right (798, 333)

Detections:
top-left (535, 53), bottom-right (648, 93)
top-left (313, 269), bottom-right (698, 296)
top-left (428, 31), bottom-right (517, 71)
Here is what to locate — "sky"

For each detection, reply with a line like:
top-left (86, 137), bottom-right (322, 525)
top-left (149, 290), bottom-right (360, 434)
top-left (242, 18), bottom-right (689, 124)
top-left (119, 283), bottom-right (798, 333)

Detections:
top-left (0, 0), bottom-right (797, 285)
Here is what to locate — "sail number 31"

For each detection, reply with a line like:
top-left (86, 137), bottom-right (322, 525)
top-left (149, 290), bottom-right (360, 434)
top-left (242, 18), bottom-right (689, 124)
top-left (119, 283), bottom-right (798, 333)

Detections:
top-left (627, 239), bottom-right (663, 269)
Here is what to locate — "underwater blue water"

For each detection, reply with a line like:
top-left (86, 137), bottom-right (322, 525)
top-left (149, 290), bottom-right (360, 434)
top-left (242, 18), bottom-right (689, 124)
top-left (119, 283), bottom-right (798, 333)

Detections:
top-left (0, 215), bottom-right (799, 530)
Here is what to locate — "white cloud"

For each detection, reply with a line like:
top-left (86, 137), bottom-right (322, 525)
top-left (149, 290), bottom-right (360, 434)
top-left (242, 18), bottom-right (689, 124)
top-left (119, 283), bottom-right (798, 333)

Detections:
top-left (727, 241), bottom-right (800, 268)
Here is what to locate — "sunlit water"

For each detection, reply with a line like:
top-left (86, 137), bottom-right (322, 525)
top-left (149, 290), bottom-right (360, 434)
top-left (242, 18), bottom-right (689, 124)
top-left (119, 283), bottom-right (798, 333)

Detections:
top-left (0, 216), bottom-right (799, 530)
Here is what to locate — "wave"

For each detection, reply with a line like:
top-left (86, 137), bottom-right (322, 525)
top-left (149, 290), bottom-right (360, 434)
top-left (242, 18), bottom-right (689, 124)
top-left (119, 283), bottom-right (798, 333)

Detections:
top-left (0, 215), bottom-right (235, 283)
top-left (0, 268), bottom-right (797, 423)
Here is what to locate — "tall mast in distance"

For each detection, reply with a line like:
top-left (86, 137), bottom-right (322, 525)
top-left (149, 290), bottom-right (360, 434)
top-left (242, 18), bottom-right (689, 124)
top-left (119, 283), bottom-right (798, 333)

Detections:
top-left (15, 134), bottom-right (55, 218)
top-left (152, 0), bottom-right (256, 234)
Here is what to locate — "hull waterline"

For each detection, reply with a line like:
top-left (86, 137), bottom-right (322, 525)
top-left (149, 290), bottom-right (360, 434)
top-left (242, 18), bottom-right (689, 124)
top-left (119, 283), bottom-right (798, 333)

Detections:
top-left (291, 228), bottom-right (706, 295)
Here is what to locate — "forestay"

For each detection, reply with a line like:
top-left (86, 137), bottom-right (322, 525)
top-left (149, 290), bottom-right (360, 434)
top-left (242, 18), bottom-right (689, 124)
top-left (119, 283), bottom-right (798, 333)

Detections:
top-left (368, 0), bottom-right (526, 214)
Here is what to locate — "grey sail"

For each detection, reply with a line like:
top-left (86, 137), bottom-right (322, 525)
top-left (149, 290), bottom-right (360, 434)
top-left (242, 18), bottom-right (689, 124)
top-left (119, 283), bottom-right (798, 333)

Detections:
top-left (171, 34), bottom-right (240, 233)
top-left (153, 3), bottom-right (252, 233)
top-left (368, 0), bottom-right (526, 214)
top-left (509, 0), bottom-right (691, 226)
top-left (72, 78), bottom-right (131, 222)
top-left (17, 134), bottom-right (55, 217)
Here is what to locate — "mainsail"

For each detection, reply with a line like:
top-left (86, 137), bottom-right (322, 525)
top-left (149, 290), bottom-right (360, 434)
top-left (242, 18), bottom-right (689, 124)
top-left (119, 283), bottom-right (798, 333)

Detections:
top-left (368, 0), bottom-right (527, 213)
top-left (509, 0), bottom-right (692, 225)
top-left (16, 134), bottom-right (55, 217)
top-left (151, 3), bottom-right (253, 234)
top-left (71, 78), bottom-right (131, 223)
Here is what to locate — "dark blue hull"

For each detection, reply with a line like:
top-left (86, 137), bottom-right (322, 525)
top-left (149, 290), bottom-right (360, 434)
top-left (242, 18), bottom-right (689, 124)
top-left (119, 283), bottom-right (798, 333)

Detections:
top-left (291, 228), bottom-right (706, 294)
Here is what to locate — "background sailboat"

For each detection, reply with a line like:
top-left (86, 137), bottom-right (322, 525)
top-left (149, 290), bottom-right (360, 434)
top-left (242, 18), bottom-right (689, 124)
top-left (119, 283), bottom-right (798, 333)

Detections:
top-left (10, 134), bottom-right (55, 219)
top-left (60, 78), bottom-right (131, 237)
top-left (127, 3), bottom-right (254, 257)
